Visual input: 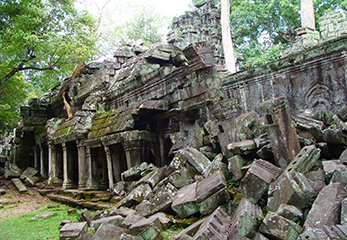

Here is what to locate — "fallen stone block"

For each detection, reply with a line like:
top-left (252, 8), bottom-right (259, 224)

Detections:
top-left (195, 170), bottom-right (227, 204)
top-left (199, 146), bottom-right (218, 160)
top-left (204, 153), bottom-right (231, 180)
top-left (194, 207), bottom-right (231, 240)
top-left (227, 197), bottom-right (263, 239)
top-left (91, 215), bottom-right (124, 230)
top-left (306, 168), bottom-right (326, 182)
top-left (260, 97), bottom-right (301, 169)
top-left (177, 147), bottom-right (211, 174)
top-left (117, 183), bottom-right (152, 208)
top-left (134, 167), bottom-right (166, 189)
top-left (24, 176), bottom-right (40, 187)
top-left (172, 182), bottom-right (199, 218)
top-left (20, 167), bottom-right (38, 181)
top-left (93, 222), bottom-right (127, 240)
top-left (198, 186), bottom-right (230, 216)
top-left (323, 159), bottom-right (347, 180)
top-left (252, 232), bottom-right (269, 240)
top-left (129, 216), bottom-right (162, 235)
top-left (275, 203), bottom-right (303, 223)
top-left (121, 212), bottom-right (146, 229)
top-left (298, 225), bottom-right (347, 239)
top-left (267, 171), bottom-right (315, 212)
top-left (75, 233), bottom-right (93, 240)
top-left (5, 169), bottom-right (20, 180)
top-left (227, 140), bottom-right (257, 155)
top-left (228, 155), bottom-right (245, 181)
top-left (30, 211), bottom-right (57, 221)
top-left (77, 209), bottom-right (92, 226)
top-left (168, 167), bottom-right (195, 189)
top-left (121, 162), bottom-right (150, 181)
top-left (304, 182), bottom-right (347, 229)
top-left (171, 218), bottom-right (205, 240)
top-left (139, 218), bottom-right (163, 240)
top-left (342, 198), bottom-right (347, 225)
top-left (11, 178), bottom-right (27, 192)
top-left (119, 233), bottom-right (138, 240)
top-left (256, 144), bottom-right (273, 160)
top-left (108, 207), bottom-right (136, 218)
top-left (285, 145), bottom-right (321, 175)
top-left (258, 212), bottom-right (303, 240)
top-left (138, 182), bottom-right (177, 217)
top-left (239, 159), bottom-right (282, 203)
top-left (59, 222), bottom-right (88, 240)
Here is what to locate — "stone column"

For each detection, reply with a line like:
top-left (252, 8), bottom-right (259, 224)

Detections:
top-left (48, 142), bottom-right (61, 186)
top-left (104, 145), bottom-right (114, 190)
top-left (33, 146), bottom-right (39, 170)
top-left (123, 140), bottom-right (142, 169)
top-left (111, 145), bottom-right (122, 183)
top-left (62, 142), bottom-right (73, 189)
top-left (301, 0), bottom-right (316, 30)
top-left (260, 97), bottom-right (301, 169)
top-left (77, 140), bottom-right (88, 190)
top-left (86, 147), bottom-right (98, 190)
top-left (39, 144), bottom-right (47, 179)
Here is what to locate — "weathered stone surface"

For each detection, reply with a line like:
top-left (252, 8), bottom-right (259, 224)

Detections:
top-left (298, 224), bottom-right (347, 239)
top-left (198, 186), bottom-right (230, 216)
top-left (59, 222), bottom-right (88, 240)
top-left (323, 159), bottom-right (347, 180)
top-left (275, 203), bottom-right (303, 223)
top-left (203, 153), bottom-right (231, 180)
top-left (5, 169), bottom-right (20, 180)
top-left (252, 232), bottom-right (269, 240)
top-left (239, 159), bottom-right (282, 203)
top-left (11, 178), bottom-right (27, 192)
top-left (259, 212), bottom-right (303, 240)
top-left (342, 198), bottom-right (347, 225)
top-left (138, 218), bottom-right (163, 240)
top-left (31, 211), bottom-right (57, 221)
top-left (168, 167), bottom-right (195, 189)
top-left (304, 182), bottom-right (347, 228)
top-left (331, 168), bottom-right (347, 187)
top-left (267, 171), bottom-right (315, 212)
top-left (177, 147), bottom-right (211, 174)
top-left (129, 216), bottom-right (162, 234)
top-left (260, 97), bottom-right (301, 169)
top-left (118, 183), bottom-right (152, 207)
top-left (109, 207), bottom-right (136, 218)
top-left (227, 197), bottom-right (263, 239)
top-left (195, 170), bottom-right (227, 204)
top-left (172, 182), bottom-right (198, 218)
top-left (20, 167), bottom-right (38, 181)
top-left (93, 223), bottom-right (126, 240)
top-left (121, 162), bottom-right (150, 181)
top-left (91, 215), bottom-right (124, 230)
top-left (228, 155), bottom-right (245, 181)
top-left (134, 167), bottom-right (165, 189)
top-left (194, 207), bottom-right (231, 240)
top-left (24, 176), bottom-right (39, 187)
top-left (75, 233), bottom-right (93, 240)
top-left (199, 146), bottom-right (218, 160)
top-left (285, 145), bottom-right (320, 175)
top-left (121, 212), bottom-right (146, 229)
top-left (119, 233), bottom-right (138, 240)
top-left (77, 209), bottom-right (92, 226)
top-left (227, 140), bottom-right (257, 155)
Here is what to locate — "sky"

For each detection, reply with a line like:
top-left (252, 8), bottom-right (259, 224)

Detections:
top-left (78, 0), bottom-right (192, 19)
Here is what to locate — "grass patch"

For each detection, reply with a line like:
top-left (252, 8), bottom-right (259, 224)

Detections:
top-left (0, 203), bottom-right (94, 240)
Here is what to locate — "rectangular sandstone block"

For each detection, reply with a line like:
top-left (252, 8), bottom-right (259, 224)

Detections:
top-left (11, 178), bottom-right (27, 192)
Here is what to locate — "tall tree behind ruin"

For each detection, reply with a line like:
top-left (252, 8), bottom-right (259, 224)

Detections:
top-left (221, 0), bottom-right (236, 73)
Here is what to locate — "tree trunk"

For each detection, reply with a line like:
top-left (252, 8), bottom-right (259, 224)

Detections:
top-left (221, 0), bottom-right (236, 73)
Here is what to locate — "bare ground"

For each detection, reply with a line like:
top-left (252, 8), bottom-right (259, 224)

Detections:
top-left (0, 176), bottom-right (51, 219)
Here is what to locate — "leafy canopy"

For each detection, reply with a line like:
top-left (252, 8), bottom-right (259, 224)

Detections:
top-left (228, 0), bottom-right (347, 68)
top-left (0, 0), bottom-right (98, 133)
top-left (0, 0), bottom-right (97, 93)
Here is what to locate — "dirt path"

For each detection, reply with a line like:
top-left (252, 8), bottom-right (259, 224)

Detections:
top-left (0, 176), bottom-right (50, 219)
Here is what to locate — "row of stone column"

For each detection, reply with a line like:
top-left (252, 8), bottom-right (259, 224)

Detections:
top-left (44, 139), bottom-right (143, 191)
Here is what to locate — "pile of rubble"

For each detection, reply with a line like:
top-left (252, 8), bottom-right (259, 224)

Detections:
top-left (57, 97), bottom-right (347, 239)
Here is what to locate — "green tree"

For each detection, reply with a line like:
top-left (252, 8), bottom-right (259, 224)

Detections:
top-left (0, 0), bottom-right (97, 132)
top-left (228, 0), bottom-right (347, 68)
top-left (0, 0), bottom-right (97, 93)
top-left (96, 4), bottom-right (169, 57)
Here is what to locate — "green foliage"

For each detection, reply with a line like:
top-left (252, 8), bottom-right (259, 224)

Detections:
top-left (0, 203), bottom-right (92, 240)
top-left (227, 0), bottom-right (347, 68)
top-left (0, 74), bottom-right (31, 133)
top-left (97, 4), bottom-right (169, 56)
top-left (0, 0), bottom-right (98, 94)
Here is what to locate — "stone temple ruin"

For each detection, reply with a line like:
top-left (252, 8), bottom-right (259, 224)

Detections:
top-left (3, 1), bottom-right (347, 239)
